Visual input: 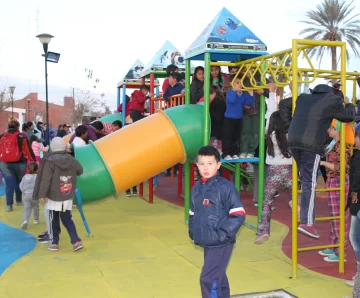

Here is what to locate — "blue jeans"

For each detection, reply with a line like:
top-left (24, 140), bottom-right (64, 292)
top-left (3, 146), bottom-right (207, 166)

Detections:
top-left (0, 162), bottom-right (26, 206)
top-left (350, 215), bottom-right (360, 261)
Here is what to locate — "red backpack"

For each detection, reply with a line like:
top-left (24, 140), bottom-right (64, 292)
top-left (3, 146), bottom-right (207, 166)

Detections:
top-left (0, 131), bottom-right (22, 162)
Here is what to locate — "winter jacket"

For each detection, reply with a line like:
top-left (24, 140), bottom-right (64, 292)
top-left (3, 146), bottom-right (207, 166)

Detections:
top-left (130, 90), bottom-right (148, 113)
top-left (0, 129), bottom-right (36, 163)
top-left (117, 101), bottom-right (131, 117)
top-left (347, 151), bottom-right (360, 216)
top-left (242, 73), bottom-right (269, 115)
top-left (190, 80), bottom-right (204, 104)
top-left (32, 151), bottom-right (83, 202)
top-left (288, 84), bottom-right (355, 155)
top-left (31, 141), bottom-right (49, 157)
top-left (20, 174), bottom-right (37, 198)
top-left (163, 82), bottom-right (184, 103)
top-left (225, 89), bottom-right (254, 119)
top-left (210, 98), bottom-right (226, 139)
top-left (188, 175), bottom-right (245, 248)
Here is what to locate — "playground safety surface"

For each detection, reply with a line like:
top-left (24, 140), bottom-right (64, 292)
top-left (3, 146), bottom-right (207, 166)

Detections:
top-left (0, 188), bottom-right (354, 298)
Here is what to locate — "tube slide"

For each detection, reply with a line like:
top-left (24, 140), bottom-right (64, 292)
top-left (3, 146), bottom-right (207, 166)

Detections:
top-left (74, 105), bottom-right (206, 202)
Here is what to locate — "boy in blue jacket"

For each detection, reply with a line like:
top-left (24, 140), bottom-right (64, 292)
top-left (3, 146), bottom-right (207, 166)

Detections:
top-left (222, 76), bottom-right (254, 160)
top-left (189, 146), bottom-right (246, 298)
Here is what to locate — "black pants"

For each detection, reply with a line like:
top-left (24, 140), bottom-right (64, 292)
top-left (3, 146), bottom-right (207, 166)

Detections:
top-left (291, 149), bottom-right (321, 225)
top-left (319, 156), bottom-right (327, 183)
top-left (50, 210), bottom-right (81, 245)
top-left (200, 244), bottom-right (233, 298)
top-left (222, 117), bottom-right (242, 157)
top-left (130, 110), bottom-right (144, 122)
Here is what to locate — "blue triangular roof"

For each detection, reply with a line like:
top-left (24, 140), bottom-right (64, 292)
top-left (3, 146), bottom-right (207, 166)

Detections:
top-left (185, 7), bottom-right (268, 61)
top-left (117, 59), bottom-right (153, 87)
top-left (142, 41), bottom-right (194, 77)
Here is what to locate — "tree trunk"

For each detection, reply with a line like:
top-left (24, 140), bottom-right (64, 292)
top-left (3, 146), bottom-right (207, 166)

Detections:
top-left (331, 46), bottom-right (337, 84)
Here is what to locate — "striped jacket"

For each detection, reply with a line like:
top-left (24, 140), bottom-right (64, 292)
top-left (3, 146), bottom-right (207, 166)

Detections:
top-left (188, 175), bottom-right (245, 247)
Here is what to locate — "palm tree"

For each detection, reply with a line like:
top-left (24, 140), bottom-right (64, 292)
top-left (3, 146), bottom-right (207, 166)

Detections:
top-left (299, 0), bottom-right (360, 71)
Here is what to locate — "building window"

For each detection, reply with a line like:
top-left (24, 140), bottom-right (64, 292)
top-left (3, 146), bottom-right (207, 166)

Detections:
top-left (35, 112), bottom-right (43, 122)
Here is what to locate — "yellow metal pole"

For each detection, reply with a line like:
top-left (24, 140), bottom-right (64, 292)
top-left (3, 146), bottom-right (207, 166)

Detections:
top-left (291, 39), bottom-right (299, 279)
top-left (353, 80), bottom-right (357, 104)
top-left (338, 42), bottom-right (347, 274)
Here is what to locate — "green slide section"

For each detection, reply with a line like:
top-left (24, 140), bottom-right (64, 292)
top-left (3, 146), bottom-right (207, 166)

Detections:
top-left (164, 105), bottom-right (207, 159)
top-left (74, 142), bottom-right (115, 202)
top-left (74, 105), bottom-right (207, 202)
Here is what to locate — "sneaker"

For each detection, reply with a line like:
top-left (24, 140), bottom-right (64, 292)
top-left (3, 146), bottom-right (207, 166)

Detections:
top-left (73, 241), bottom-right (84, 251)
top-left (37, 231), bottom-right (48, 240)
top-left (232, 155), bottom-right (240, 160)
top-left (34, 220), bottom-right (40, 225)
top-left (246, 153), bottom-right (254, 158)
top-left (274, 191), bottom-right (280, 198)
top-left (324, 254), bottom-right (346, 262)
top-left (254, 234), bottom-right (270, 244)
top-left (345, 276), bottom-right (355, 287)
top-left (16, 202), bottom-right (23, 206)
top-left (298, 224), bottom-right (319, 239)
top-left (239, 153), bottom-right (246, 158)
top-left (6, 205), bottom-right (13, 212)
top-left (126, 191), bottom-right (132, 197)
top-left (318, 248), bottom-right (335, 256)
top-left (21, 221), bottom-right (28, 230)
top-left (48, 243), bottom-right (59, 251)
top-left (223, 155), bottom-right (233, 160)
top-left (133, 190), bottom-right (138, 196)
top-left (38, 236), bottom-right (51, 243)
top-left (254, 203), bottom-right (258, 208)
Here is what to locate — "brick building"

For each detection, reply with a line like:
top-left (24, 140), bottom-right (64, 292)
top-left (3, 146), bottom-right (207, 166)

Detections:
top-left (13, 93), bottom-right (75, 129)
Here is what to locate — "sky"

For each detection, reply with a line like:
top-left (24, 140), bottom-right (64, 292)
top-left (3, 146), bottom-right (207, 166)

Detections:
top-left (0, 0), bottom-right (359, 111)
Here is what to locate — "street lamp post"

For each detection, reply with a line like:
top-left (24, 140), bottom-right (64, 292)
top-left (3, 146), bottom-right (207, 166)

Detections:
top-left (9, 86), bottom-right (15, 117)
top-left (36, 33), bottom-right (53, 145)
top-left (27, 98), bottom-right (31, 121)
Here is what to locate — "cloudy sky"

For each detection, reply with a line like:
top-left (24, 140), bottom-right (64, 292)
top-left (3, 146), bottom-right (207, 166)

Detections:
top-left (0, 0), bottom-right (359, 110)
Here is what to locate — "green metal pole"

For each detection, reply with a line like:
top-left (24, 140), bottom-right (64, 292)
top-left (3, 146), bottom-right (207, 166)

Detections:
top-left (203, 52), bottom-right (211, 145)
top-left (234, 163), bottom-right (241, 191)
top-left (257, 62), bottom-right (267, 224)
top-left (184, 58), bottom-right (191, 223)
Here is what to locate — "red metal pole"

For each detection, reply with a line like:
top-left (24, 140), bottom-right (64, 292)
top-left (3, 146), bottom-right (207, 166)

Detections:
top-left (190, 163), bottom-right (195, 189)
top-left (149, 177), bottom-right (154, 204)
top-left (178, 163), bottom-right (183, 197)
top-left (150, 73), bottom-right (155, 115)
top-left (140, 183), bottom-right (144, 196)
top-left (141, 77), bottom-right (145, 84)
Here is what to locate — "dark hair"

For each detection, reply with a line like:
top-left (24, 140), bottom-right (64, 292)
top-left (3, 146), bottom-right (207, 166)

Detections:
top-left (75, 125), bottom-right (87, 137)
top-left (169, 72), bottom-right (182, 82)
top-left (266, 111), bottom-right (291, 158)
top-left (139, 84), bottom-right (150, 92)
top-left (22, 121), bottom-right (33, 132)
top-left (27, 162), bottom-right (38, 174)
top-left (112, 120), bottom-right (122, 129)
top-left (30, 135), bottom-right (38, 145)
top-left (91, 121), bottom-right (104, 131)
top-left (196, 146), bottom-right (221, 162)
top-left (166, 64), bottom-right (178, 76)
top-left (8, 119), bottom-right (20, 130)
top-left (210, 61), bottom-right (223, 89)
top-left (210, 85), bottom-right (225, 101)
top-left (58, 125), bottom-right (62, 130)
top-left (193, 66), bottom-right (204, 82)
top-left (228, 61), bottom-right (239, 73)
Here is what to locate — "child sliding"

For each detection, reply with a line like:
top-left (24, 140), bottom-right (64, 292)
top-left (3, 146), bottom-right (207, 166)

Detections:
top-left (255, 111), bottom-right (292, 244)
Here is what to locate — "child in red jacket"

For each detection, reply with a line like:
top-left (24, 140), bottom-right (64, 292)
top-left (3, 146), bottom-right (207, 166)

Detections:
top-left (129, 85), bottom-right (153, 122)
top-left (117, 95), bottom-right (131, 117)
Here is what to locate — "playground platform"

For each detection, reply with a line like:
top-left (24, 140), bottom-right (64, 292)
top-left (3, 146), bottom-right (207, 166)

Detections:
top-left (0, 183), bottom-right (354, 298)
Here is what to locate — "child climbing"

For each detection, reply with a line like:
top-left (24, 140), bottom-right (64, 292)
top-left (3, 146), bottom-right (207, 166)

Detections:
top-left (255, 110), bottom-right (292, 244)
top-left (318, 120), bottom-right (352, 262)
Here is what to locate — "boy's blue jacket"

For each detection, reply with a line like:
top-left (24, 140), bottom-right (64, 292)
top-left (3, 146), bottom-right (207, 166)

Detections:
top-left (188, 175), bottom-right (245, 247)
top-left (225, 89), bottom-right (254, 119)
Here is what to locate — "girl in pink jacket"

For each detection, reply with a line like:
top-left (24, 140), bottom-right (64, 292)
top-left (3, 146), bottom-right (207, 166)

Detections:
top-left (30, 135), bottom-right (49, 163)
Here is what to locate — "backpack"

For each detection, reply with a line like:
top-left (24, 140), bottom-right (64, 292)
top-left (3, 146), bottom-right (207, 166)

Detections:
top-left (0, 132), bottom-right (22, 162)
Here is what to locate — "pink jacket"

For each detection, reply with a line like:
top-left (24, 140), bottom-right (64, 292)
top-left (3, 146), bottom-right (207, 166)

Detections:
top-left (31, 141), bottom-right (49, 157)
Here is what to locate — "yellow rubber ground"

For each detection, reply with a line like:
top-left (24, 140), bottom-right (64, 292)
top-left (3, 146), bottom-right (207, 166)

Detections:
top-left (0, 193), bottom-right (353, 298)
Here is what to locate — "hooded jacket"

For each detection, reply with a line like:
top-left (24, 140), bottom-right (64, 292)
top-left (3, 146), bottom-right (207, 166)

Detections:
top-left (32, 151), bottom-right (83, 201)
top-left (188, 175), bottom-right (245, 248)
top-left (130, 90), bottom-right (147, 113)
top-left (288, 84), bottom-right (355, 155)
top-left (19, 174), bottom-right (37, 198)
top-left (347, 150), bottom-right (360, 216)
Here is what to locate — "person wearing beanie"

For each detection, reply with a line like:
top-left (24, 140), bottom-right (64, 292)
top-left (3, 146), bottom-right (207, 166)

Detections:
top-left (318, 120), bottom-right (354, 262)
top-left (32, 137), bottom-right (84, 252)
